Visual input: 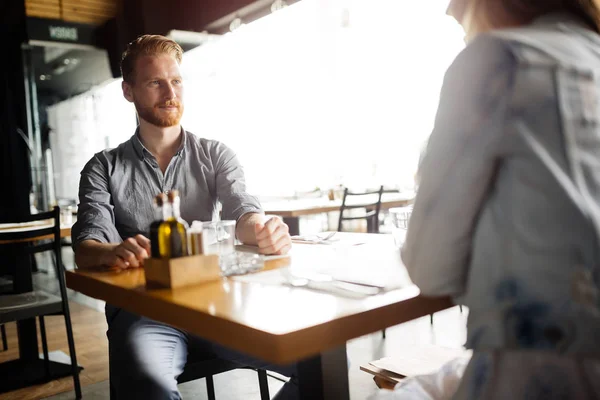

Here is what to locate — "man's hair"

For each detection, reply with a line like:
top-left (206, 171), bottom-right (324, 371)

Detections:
top-left (469, 0), bottom-right (600, 32)
top-left (120, 34), bottom-right (183, 84)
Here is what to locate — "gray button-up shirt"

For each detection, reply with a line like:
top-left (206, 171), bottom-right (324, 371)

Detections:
top-left (72, 128), bottom-right (262, 248)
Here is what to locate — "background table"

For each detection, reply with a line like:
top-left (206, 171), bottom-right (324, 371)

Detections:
top-left (262, 192), bottom-right (415, 235)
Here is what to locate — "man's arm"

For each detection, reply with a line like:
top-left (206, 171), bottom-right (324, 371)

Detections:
top-left (236, 212), bottom-right (262, 245)
top-left (236, 212), bottom-right (291, 255)
top-left (72, 154), bottom-right (150, 269)
top-left (75, 240), bottom-right (119, 269)
top-left (75, 236), bottom-right (151, 270)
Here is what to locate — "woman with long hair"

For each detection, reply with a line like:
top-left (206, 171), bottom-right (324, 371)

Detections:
top-left (376, 0), bottom-right (600, 398)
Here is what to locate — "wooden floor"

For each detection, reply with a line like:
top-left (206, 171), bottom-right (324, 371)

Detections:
top-left (0, 301), bottom-right (108, 400)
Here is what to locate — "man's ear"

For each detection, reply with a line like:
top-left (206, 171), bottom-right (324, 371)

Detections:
top-left (122, 80), bottom-right (134, 103)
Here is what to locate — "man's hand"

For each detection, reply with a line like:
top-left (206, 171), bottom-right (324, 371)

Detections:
top-left (105, 235), bottom-right (151, 269)
top-left (254, 216), bottom-right (291, 255)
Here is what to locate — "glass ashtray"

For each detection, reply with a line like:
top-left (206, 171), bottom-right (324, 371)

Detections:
top-left (220, 252), bottom-right (265, 277)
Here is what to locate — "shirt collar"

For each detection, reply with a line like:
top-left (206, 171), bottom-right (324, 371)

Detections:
top-left (131, 126), bottom-right (187, 161)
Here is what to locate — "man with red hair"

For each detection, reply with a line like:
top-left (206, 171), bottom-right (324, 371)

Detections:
top-left (73, 35), bottom-right (296, 399)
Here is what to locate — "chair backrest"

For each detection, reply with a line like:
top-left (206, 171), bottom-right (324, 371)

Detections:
top-left (338, 186), bottom-right (384, 233)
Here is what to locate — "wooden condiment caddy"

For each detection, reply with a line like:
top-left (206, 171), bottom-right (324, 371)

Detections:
top-left (144, 254), bottom-right (221, 289)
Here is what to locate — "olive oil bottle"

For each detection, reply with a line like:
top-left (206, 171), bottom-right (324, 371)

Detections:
top-left (149, 193), bottom-right (167, 258)
top-left (157, 190), bottom-right (189, 258)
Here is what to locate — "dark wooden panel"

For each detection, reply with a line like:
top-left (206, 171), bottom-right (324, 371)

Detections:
top-left (118, 0), bottom-right (292, 36)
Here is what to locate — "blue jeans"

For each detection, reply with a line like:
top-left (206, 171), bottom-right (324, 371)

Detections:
top-left (107, 307), bottom-right (299, 399)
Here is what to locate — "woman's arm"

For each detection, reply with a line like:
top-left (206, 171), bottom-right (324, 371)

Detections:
top-left (402, 35), bottom-right (517, 296)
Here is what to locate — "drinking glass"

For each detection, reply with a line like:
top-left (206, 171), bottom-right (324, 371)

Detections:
top-left (389, 206), bottom-right (412, 248)
top-left (201, 220), bottom-right (236, 256)
top-left (60, 206), bottom-right (73, 226)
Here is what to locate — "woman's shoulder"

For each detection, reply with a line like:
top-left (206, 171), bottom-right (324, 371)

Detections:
top-left (479, 22), bottom-right (600, 69)
top-left (455, 34), bottom-right (515, 68)
top-left (445, 35), bottom-right (516, 91)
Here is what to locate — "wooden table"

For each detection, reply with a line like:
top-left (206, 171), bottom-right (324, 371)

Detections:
top-left (0, 221), bottom-right (72, 244)
top-left (66, 233), bottom-right (452, 399)
top-left (262, 192), bottom-right (415, 235)
top-left (0, 222), bottom-right (74, 392)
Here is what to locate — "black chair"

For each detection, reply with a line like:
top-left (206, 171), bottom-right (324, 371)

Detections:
top-left (337, 186), bottom-right (385, 234)
top-left (0, 324), bottom-right (6, 351)
top-left (0, 207), bottom-right (81, 398)
top-left (0, 278), bottom-right (10, 351)
top-left (177, 351), bottom-right (270, 400)
top-left (337, 186), bottom-right (387, 338)
top-left (110, 353), bottom-right (271, 400)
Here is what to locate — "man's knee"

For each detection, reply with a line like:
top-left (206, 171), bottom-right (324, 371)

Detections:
top-left (108, 313), bottom-right (187, 399)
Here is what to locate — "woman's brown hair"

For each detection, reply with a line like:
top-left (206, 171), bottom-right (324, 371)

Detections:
top-left (501, 0), bottom-right (600, 32)
top-left (449, 0), bottom-right (600, 33)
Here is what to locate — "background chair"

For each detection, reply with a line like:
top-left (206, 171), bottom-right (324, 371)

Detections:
top-left (337, 185), bottom-right (384, 234)
top-left (337, 185), bottom-right (387, 338)
top-left (109, 352), bottom-right (271, 400)
top-left (177, 352), bottom-right (270, 400)
top-left (0, 207), bottom-right (81, 398)
top-left (0, 277), bottom-right (11, 351)
top-left (0, 324), bottom-right (6, 351)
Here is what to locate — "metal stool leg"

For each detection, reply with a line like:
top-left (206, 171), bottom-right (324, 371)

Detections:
top-left (382, 328), bottom-right (386, 339)
top-left (206, 375), bottom-right (216, 400)
top-left (430, 313), bottom-right (434, 325)
top-left (39, 316), bottom-right (51, 378)
top-left (258, 369), bottom-right (270, 400)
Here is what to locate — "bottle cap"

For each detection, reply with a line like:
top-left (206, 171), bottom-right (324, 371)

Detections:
top-left (167, 190), bottom-right (180, 202)
top-left (154, 193), bottom-right (167, 206)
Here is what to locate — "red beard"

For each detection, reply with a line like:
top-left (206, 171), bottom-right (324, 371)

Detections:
top-left (136, 99), bottom-right (184, 127)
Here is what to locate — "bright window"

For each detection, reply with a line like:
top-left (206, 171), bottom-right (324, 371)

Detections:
top-left (181, 0), bottom-right (465, 196)
top-left (49, 0), bottom-right (464, 201)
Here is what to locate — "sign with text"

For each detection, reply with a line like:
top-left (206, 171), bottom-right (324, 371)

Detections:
top-left (48, 25), bottom-right (78, 41)
top-left (26, 17), bottom-right (96, 46)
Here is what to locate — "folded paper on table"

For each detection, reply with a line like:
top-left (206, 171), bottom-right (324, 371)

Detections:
top-left (291, 236), bottom-right (366, 246)
top-left (232, 266), bottom-right (407, 292)
top-left (370, 345), bottom-right (472, 377)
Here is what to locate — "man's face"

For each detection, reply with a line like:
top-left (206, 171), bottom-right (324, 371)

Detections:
top-left (122, 54), bottom-right (184, 127)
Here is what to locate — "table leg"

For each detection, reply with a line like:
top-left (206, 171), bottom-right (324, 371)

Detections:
top-left (298, 344), bottom-right (350, 400)
top-left (283, 217), bottom-right (300, 236)
top-left (16, 320), bottom-right (39, 360)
